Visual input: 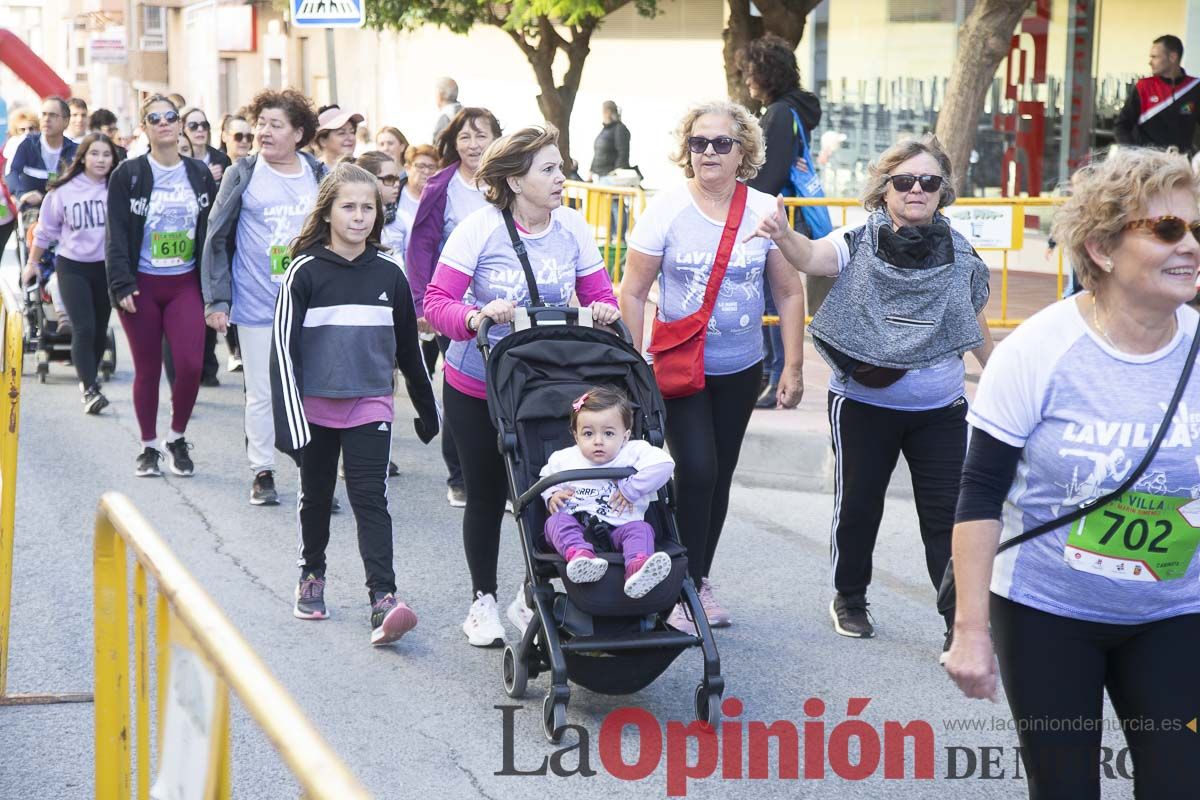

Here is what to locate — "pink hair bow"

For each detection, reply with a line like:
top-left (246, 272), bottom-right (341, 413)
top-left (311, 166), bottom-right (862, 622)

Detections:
top-left (571, 393), bottom-right (589, 412)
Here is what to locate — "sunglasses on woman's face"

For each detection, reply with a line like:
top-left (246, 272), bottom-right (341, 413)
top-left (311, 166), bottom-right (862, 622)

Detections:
top-left (186, 120), bottom-right (210, 132)
top-left (376, 175), bottom-right (401, 187)
top-left (145, 111), bottom-right (180, 126)
top-left (887, 174), bottom-right (943, 193)
top-left (687, 136), bottom-right (739, 155)
top-left (228, 132), bottom-right (252, 143)
top-left (1124, 215), bottom-right (1200, 244)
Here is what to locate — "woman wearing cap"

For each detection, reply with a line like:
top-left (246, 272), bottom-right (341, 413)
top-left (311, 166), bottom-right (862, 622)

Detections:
top-left (314, 105), bottom-right (363, 175)
top-left (746, 134), bottom-right (993, 651)
top-left (407, 107), bottom-right (502, 509)
top-left (202, 88), bottom-right (323, 506)
top-left (619, 100), bottom-right (807, 633)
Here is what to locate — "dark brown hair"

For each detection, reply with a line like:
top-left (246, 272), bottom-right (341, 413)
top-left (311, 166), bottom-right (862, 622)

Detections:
top-left (569, 385), bottom-right (633, 432)
top-left (435, 107), bottom-right (502, 168)
top-left (248, 88), bottom-right (319, 149)
top-left (48, 133), bottom-right (117, 190)
top-left (351, 150), bottom-right (396, 177)
top-left (290, 162), bottom-right (389, 257)
top-left (475, 126), bottom-right (560, 210)
top-left (735, 34), bottom-right (802, 104)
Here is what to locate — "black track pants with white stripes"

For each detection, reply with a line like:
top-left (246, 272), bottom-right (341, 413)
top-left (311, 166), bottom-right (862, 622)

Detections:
top-left (826, 392), bottom-right (967, 604)
top-left (298, 420), bottom-right (395, 601)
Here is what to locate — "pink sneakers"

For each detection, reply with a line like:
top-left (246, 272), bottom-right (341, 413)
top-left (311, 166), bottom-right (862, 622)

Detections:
top-left (699, 578), bottom-right (731, 627)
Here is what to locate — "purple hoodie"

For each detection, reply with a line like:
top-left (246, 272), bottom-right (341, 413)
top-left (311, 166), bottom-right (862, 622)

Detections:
top-left (404, 163), bottom-right (457, 317)
top-left (33, 173), bottom-right (108, 263)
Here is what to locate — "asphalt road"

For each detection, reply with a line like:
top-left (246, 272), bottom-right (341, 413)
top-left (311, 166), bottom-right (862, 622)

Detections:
top-left (0, 274), bottom-right (1139, 800)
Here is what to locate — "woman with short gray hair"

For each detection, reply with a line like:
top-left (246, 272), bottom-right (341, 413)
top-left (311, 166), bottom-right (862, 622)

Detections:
top-left (749, 133), bottom-right (993, 650)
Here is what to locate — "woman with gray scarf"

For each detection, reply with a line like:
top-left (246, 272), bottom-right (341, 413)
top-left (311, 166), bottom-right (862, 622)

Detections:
top-left (747, 135), bottom-right (993, 653)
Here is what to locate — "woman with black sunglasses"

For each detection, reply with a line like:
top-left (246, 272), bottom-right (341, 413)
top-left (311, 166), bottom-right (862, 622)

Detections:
top-left (201, 88), bottom-right (323, 507)
top-left (219, 114), bottom-right (253, 161)
top-left (747, 134), bottom-right (993, 653)
top-left (181, 107), bottom-right (231, 183)
top-left (105, 94), bottom-right (217, 478)
top-left (619, 100), bottom-right (807, 634)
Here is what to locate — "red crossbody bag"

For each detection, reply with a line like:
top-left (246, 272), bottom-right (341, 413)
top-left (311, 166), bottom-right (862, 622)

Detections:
top-left (647, 181), bottom-right (747, 399)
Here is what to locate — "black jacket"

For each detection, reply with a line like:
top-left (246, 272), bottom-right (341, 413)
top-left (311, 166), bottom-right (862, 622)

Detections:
top-left (202, 145), bottom-right (232, 172)
top-left (749, 88), bottom-right (822, 198)
top-left (590, 120), bottom-right (631, 177)
top-left (104, 154), bottom-right (218, 305)
top-left (270, 245), bottom-right (440, 453)
top-left (5, 134), bottom-right (79, 202)
top-left (1114, 73), bottom-right (1200, 154)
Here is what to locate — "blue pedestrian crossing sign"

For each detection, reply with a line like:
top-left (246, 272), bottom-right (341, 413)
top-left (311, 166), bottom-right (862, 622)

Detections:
top-left (293, 0), bottom-right (364, 27)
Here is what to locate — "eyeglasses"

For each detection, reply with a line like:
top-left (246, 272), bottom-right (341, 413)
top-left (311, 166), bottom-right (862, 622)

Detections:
top-left (40, 111), bottom-right (62, 120)
top-left (145, 111), bottom-right (180, 126)
top-left (687, 136), bottom-right (739, 155)
top-left (1124, 215), bottom-right (1200, 244)
top-left (886, 174), bottom-right (944, 193)
top-left (376, 175), bottom-right (401, 187)
top-left (228, 132), bottom-right (252, 143)
top-left (411, 162), bottom-right (437, 172)
top-left (186, 120), bottom-right (210, 132)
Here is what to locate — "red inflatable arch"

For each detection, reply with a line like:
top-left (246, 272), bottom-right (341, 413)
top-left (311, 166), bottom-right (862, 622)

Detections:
top-left (0, 29), bottom-right (71, 98)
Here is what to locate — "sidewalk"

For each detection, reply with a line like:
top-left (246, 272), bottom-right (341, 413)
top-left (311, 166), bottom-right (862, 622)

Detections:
top-left (738, 269), bottom-right (1057, 495)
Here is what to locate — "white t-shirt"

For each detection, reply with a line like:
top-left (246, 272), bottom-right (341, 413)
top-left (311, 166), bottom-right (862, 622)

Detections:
top-left (970, 297), bottom-right (1200, 624)
top-left (539, 439), bottom-right (675, 526)
top-left (627, 182), bottom-right (779, 375)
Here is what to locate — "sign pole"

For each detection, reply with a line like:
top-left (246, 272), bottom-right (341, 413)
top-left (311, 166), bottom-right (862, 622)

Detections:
top-left (325, 27), bottom-right (338, 106)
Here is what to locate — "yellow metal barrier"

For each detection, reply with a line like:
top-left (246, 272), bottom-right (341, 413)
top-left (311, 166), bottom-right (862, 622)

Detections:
top-left (0, 279), bottom-right (90, 705)
top-left (783, 196), bottom-right (1068, 329)
top-left (94, 492), bottom-right (370, 799)
top-left (563, 180), bottom-right (646, 285)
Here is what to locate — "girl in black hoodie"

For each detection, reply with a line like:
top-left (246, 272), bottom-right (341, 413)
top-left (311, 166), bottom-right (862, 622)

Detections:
top-left (270, 162), bottom-right (439, 646)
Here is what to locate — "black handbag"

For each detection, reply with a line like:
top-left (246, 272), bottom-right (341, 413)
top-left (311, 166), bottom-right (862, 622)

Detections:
top-left (936, 312), bottom-right (1200, 615)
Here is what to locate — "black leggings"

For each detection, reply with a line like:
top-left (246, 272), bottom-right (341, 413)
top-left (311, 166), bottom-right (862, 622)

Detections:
top-left (663, 362), bottom-right (761, 585)
top-left (827, 392), bottom-right (966, 604)
top-left (437, 336), bottom-right (464, 489)
top-left (54, 256), bottom-right (111, 388)
top-left (444, 382), bottom-right (508, 599)
top-left (991, 594), bottom-right (1200, 799)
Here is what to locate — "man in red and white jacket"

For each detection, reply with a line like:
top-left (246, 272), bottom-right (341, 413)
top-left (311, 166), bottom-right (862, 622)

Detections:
top-left (1115, 34), bottom-right (1200, 155)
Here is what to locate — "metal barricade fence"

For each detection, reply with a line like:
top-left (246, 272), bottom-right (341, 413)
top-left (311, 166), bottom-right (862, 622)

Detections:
top-left (0, 278), bottom-right (91, 705)
top-left (563, 180), bottom-right (646, 285)
top-left (94, 492), bottom-right (370, 799)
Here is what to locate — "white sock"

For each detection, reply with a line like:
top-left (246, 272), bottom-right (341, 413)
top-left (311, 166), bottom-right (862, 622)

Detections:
top-left (142, 439), bottom-right (158, 450)
top-left (165, 430), bottom-right (185, 443)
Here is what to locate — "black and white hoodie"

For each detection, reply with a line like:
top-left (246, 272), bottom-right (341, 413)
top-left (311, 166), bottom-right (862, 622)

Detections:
top-left (270, 244), bottom-right (440, 453)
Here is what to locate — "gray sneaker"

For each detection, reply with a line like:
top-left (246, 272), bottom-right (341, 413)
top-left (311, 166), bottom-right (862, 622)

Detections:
top-left (447, 485), bottom-right (466, 508)
top-left (250, 470), bottom-right (279, 506)
top-left (294, 574), bottom-right (328, 620)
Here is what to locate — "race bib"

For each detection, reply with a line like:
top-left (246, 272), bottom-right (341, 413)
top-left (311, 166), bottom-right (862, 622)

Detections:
top-left (0, 205), bottom-right (10, 223)
top-left (151, 230), bottom-right (195, 267)
top-left (1064, 491), bottom-right (1200, 582)
top-left (269, 245), bottom-right (292, 282)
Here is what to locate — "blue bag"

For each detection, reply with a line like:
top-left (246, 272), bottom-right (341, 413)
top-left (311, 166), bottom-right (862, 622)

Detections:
top-left (783, 109), bottom-right (832, 239)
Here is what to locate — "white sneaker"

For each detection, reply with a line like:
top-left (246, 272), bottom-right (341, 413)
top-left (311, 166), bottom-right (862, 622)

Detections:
top-left (565, 553), bottom-right (609, 583)
top-left (623, 551), bottom-right (672, 598)
top-left (462, 592), bottom-right (506, 647)
top-left (227, 355), bottom-right (242, 372)
top-left (505, 585), bottom-right (534, 636)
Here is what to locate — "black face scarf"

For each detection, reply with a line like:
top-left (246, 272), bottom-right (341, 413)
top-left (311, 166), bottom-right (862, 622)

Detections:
top-left (384, 201), bottom-right (398, 225)
top-left (875, 222), bottom-right (954, 269)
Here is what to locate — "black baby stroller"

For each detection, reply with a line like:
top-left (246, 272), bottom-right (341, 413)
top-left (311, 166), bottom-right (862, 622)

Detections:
top-left (17, 216), bottom-right (117, 383)
top-left (479, 306), bottom-right (723, 743)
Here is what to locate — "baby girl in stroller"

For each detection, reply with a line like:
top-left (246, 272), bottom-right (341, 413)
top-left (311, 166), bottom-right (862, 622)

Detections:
top-left (540, 386), bottom-right (676, 598)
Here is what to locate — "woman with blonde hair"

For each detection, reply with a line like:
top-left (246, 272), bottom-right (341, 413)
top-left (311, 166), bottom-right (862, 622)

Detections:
top-left (944, 146), bottom-right (1200, 798)
top-left (423, 124), bottom-right (620, 646)
top-left (271, 162), bottom-right (438, 645)
top-left (619, 100), bottom-right (807, 632)
top-left (747, 133), bottom-right (992, 646)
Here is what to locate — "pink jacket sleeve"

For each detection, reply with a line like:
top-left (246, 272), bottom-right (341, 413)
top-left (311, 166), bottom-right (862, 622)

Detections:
top-left (576, 269), bottom-right (618, 308)
top-left (423, 263), bottom-right (477, 341)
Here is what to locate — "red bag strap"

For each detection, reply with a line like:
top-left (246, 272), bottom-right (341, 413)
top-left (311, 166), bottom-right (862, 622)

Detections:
top-left (696, 181), bottom-right (747, 317)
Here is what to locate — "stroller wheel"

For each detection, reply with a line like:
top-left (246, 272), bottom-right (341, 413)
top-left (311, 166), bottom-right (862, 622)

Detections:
top-left (694, 684), bottom-right (722, 729)
top-left (502, 644), bottom-right (528, 699)
top-left (542, 693), bottom-right (568, 744)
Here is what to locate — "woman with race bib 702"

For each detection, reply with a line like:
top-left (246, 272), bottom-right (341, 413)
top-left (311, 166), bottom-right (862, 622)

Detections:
top-left (106, 94), bottom-right (217, 478)
top-left (945, 147), bottom-right (1200, 798)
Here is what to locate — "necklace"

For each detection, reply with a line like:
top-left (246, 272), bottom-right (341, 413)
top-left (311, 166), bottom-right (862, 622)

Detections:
top-left (1091, 296), bottom-right (1119, 349)
top-left (692, 180), bottom-right (734, 206)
